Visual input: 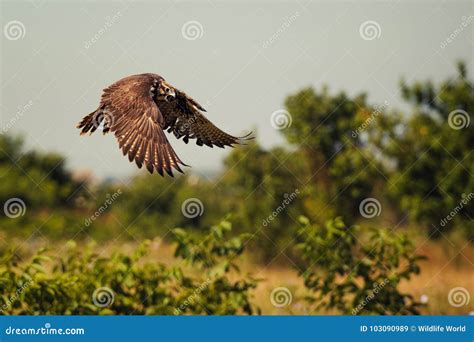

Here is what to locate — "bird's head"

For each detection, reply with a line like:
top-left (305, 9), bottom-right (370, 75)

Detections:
top-left (157, 81), bottom-right (176, 102)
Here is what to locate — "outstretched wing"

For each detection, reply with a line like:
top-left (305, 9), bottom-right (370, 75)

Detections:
top-left (158, 90), bottom-right (252, 148)
top-left (85, 74), bottom-right (186, 176)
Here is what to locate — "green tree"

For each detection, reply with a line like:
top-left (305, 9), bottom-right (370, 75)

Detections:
top-left (283, 87), bottom-right (384, 221)
top-left (218, 141), bottom-right (307, 261)
top-left (378, 62), bottom-right (473, 238)
top-left (0, 134), bottom-right (82, 209)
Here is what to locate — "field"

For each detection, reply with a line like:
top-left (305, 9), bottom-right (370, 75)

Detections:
top-left (1, 45), bottom-right (472, 315)
top-left (2, 223), bottom-right (472, 315)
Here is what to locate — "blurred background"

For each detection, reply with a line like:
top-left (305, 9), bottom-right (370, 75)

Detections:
top-left (0, 0), bottom-right (472, 315)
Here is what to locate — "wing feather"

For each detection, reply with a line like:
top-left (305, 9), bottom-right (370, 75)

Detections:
top-left (158, 89), bottom-right (252, 148)
top-left (78, 73), bottom-right (186, 176)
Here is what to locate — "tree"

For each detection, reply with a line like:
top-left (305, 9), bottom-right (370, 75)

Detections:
top-left (378, 62), bottom-right (473, 238)
top-left (283, 86), bottom-right (384, 221)
top-left (218, 141), bottom-right (307, 261)
top-left (0, 134), bottom-right (82, 208)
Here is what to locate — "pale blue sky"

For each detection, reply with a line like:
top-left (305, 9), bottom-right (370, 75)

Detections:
top-left (1, 0), bottom-right (472, 179)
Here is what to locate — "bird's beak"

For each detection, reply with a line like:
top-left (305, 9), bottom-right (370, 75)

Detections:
top-left (166, 88), bottom-right (176, 102)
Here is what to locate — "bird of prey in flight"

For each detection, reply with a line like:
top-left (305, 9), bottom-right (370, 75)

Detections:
top-left (77, 73), bottom-right (251, 176)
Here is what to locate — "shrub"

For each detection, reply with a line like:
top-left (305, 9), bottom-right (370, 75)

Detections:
top-left (295, 216), bottom-right (425, 315)
top-left (0, 219), bottom-right (258, 315)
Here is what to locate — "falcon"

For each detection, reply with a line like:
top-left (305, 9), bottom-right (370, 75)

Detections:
top-left (77, 73), bottom-right (251, 176)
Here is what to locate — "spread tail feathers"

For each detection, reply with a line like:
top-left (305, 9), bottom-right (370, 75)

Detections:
top-left (77, 108), bottom-right (110, 135)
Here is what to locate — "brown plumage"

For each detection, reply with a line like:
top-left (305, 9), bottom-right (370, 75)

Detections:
top-left (77, 73), bottom-right (251, 176)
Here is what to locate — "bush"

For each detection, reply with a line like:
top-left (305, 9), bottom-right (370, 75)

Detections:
top-left (0, 219), bottom-right (258, 315)
top-left (295, 217), bottom-right (425, 315)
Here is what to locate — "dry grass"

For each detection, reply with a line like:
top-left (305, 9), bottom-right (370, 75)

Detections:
top-left (230, 234), bottom-right (473, 315)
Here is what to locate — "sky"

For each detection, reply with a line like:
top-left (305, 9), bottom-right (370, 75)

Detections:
top-left (1, 0), bottom-right (472, 180)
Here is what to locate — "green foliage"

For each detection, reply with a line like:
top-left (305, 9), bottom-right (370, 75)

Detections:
top-left (1, 62), bottom-right (471, 316)
top-left (378, 62), bottom-right (473, 238)
top-left (283, 87), bottom-right (383, 221)
top-left (218, 142), bottom-right (307, 260)
top-left (172, 218), bottom-right (258, 314)
top-left (295, 216), bottom-right (425, 315)
top-left (0, 219), bottom-right (258, 315)
top-left (0, 134), bottom-right (83, 208)
top-left (110, 174), bottom-right (189, 235)
top-left (3, 62), bottom-right (471, 246)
